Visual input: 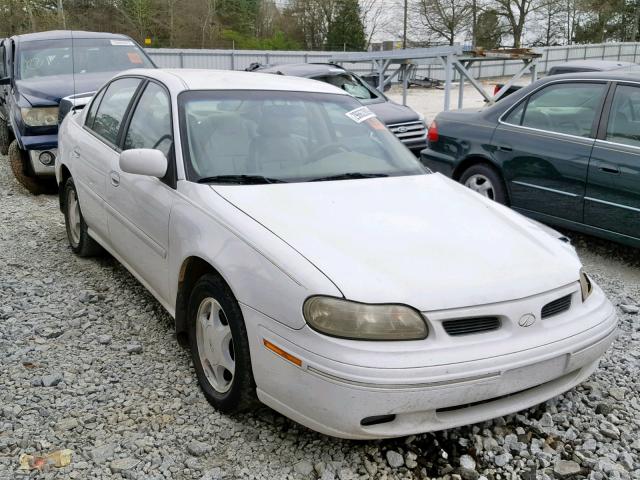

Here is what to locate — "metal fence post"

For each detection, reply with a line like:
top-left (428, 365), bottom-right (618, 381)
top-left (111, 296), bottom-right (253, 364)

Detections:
top-left (635, 43), bottom-right (639, 63)
top-left (618, 43), bottom-right (623, 61)
top-left (230, 50), bottom-right (235, 70)
top-left (179, 52), bottom-right (184, 68)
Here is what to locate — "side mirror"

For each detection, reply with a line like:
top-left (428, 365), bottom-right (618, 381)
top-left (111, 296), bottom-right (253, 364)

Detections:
top-left (0, 77), bottom-right (10, 86)
top-left (119, 149), bottom-right (167, 178)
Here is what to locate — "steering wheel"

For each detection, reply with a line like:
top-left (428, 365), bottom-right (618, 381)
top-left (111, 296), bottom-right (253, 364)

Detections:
top-left (307, 142), bottom-right (352, 163)
top-left (152, 134), bottom-right (172, 150)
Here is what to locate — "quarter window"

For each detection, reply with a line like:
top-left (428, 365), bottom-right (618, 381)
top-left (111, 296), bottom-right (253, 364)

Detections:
top-left (519, 83), bottom-right (606, 137)
top-left (124, 82), bottom-right (172, 157)
top-left (84, 88), bottom-right (106, 130)
top-left (91, 78), bottom-right (141, 146)
top-left (605, 85), bottom-right (640, 148)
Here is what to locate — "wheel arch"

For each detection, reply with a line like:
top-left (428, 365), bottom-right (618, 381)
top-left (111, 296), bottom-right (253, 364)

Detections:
top-left (175, 256), bottom-right (237, 344)
top-left (58, 164), bottom-right (72, 211)
top-left (453, 155), bottom-right (511, 205)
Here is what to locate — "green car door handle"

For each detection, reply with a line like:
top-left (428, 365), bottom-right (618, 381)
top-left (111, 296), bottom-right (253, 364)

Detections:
top-left (599, 164), bottom-right (620, 175)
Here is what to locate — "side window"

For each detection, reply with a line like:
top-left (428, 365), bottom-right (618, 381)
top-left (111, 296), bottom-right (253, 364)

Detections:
top-left (503, 102), bottom-right (525, 125)
top-left (520, 83), bottom-right (606, 137)
top-left (123, 82), bottom-right (172, 157)
top-left (91, 77), bottom-right (141, 146)
top-left (84, 88), bottom-right (106, 129)
top-left (605, 85), bottom-right (640, 148)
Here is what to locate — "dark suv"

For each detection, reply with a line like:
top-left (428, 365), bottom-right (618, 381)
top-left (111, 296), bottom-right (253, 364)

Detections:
top-left (253, 63), bottom-right (427, 155)
top-left (0, 30), bottom-right (154, 193)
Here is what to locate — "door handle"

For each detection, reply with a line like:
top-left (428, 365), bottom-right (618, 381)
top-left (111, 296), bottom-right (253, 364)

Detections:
top-left (598, 165), bottom-right (620, 174)
top-left (110, 171), bottom-right (120, 187)
top-left (496, 145), bottom-right (513, 152)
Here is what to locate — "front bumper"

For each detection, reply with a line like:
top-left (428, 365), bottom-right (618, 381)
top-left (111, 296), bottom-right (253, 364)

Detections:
top-left (28, 148), bottom-right (58, 176)
top-left (243, 285), bottom-right (617, 439)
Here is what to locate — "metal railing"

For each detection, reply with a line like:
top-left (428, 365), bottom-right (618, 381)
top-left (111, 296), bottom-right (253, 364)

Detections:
top-left (145, 42), bottom-right (640, 81)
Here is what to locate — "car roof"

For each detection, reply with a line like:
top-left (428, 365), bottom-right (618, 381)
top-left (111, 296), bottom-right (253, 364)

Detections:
top-left (12, 30), bottom-right (134, 42)
top-left (122, 68), bottom-right (351, 95)
top-left (540, 69), bottom-right (640, 83)
top-left (257, 63), bottom-right (348, 77)
top-left (551, 59), bottom-right (638, 71)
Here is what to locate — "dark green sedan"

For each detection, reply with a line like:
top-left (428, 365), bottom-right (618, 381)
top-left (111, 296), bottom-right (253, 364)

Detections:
top-left (421, 71), bottom-right (640, 248)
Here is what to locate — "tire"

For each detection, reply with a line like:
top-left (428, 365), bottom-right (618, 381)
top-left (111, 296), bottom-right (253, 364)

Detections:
top-left (8, 140), bottom-right (55, 195)
top-left (62, 177), bottom-right (102, 257)
top-left (459, 163), bottom-right (508, 205)
top-left (0, 118), bottom-right (10, 156)
top-left (188, 273), bottom-right (258, 414)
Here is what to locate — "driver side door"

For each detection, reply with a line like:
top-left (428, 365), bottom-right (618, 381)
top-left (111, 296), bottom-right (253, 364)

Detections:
top-left (105, 80), bottom-right (176, 304)
top-left (492, 81), bottom-right (607, 223)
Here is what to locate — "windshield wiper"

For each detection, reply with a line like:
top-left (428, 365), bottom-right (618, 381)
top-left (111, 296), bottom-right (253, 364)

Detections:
top-left (309, 172), bottom-right (389, 182)
top-left (197, 175), bottom-right (287, 185)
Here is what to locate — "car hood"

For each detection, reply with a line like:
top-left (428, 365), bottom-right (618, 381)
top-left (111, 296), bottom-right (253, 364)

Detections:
top-left (212, 174), bottom-right (581, 312)
top-left (16, 72), bottom-right (114, 106)
top-left (367, 101), bottom-right (421, 125)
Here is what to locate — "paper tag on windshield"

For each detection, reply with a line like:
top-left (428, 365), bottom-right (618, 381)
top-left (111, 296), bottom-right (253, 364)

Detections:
top-left (110, 40), bottom-right (134, 46)
top-left (345, 106), bottom-right (376, 124)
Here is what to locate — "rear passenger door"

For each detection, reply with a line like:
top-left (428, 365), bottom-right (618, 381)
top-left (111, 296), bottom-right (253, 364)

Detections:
top-left (492, 81), bottom-right (607, 223)
top-left (584, 83), bottom-right (640, 240)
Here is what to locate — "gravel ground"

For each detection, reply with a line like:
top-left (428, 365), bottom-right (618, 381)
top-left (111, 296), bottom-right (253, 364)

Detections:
top-left (0, 154), bottom-right (638, 480)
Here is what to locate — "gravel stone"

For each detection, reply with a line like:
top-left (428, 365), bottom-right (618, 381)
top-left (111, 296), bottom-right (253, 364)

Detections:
top-left (619, 304), bottom-right (639, 314)
top-left (0, 151), bottom-right (637, 479)
top-left (386, 450), bottom-right (404, 468)
top-left (460, 454), bottom-right (476, 470)
top-left (553, 460), bottom-right (581, 478)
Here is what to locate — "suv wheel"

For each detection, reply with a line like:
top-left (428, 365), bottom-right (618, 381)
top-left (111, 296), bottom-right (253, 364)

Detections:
top-left (188, 274), bottom-right (258, 414)
top-left (8, 141), bottom-right (55, 195)
top-left (62, 177), bottom-right (102, 256)
top-left (460, 164), bottom-right (508, 205)
top-left (0, 118), bottom-right (10, 155)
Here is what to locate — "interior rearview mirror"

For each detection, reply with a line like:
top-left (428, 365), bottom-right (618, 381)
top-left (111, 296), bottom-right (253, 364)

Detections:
top-left (0, 77), bottom-right (10, 86)
top-left (119, 149), bottom-right (167, 178)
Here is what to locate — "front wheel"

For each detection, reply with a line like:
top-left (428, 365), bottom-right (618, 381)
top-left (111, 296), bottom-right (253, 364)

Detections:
top-left (8, 141), bottom-right (55, 195)
top-left (459, 164), bottom-right (508, 205)
top-left (188, 274), bottom-right (258, 414)
top-left (62, 177), bottom-right (102, 257)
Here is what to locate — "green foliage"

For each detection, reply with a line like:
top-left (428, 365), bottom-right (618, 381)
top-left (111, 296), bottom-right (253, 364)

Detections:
top-left (325, 0), bottom-right (366, 51)
top-left (222, 30), bottom-right (302, 50)
top-left (476, 9), bottom-right (502, 49)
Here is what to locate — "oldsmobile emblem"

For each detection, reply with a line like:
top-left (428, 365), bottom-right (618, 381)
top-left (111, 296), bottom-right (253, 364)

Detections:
top-left (518, 313), bottom-right (536, 327)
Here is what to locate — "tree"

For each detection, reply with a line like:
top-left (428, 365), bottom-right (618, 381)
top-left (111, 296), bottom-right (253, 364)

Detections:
top-left (415, 0), bottom-right (472, 46)
top-left (476, 8), bottom-right (503, 48)
top-left (325, 0), bottom-right (366, 50)
top-left (494, 0), bottom-right (540, 47)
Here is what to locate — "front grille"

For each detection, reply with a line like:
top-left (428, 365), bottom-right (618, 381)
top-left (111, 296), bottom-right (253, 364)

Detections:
top-left (442, 317), bottom-right (501, 336)
top-left (387, 120), bottom-right (427, 144)
top-left (541, 294), bottom-right (572, 319)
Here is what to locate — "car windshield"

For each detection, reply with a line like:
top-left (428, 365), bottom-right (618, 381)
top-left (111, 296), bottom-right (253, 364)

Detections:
top-left (17, 38), bottom-right (153, 80)
top-left (179, 90), bottom-right (426, 184)
top-left (313, 72), bottom-right (380, 102)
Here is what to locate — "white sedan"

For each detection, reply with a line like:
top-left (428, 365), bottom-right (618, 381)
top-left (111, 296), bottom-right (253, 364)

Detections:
top-left (56, 68), bottom-right (618, 439)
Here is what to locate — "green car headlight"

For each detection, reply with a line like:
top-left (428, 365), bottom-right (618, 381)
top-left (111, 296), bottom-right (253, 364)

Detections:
top-left (303, 296), bottom-right (428, 341)
top-left (20, 107), bottom-right (59, 127)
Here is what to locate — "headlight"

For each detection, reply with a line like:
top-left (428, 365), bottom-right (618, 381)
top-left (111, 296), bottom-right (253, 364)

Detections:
top-left (20, 107), bottom-right (59, 126)
top-left (579, 268), bottom-right (593, 302)
top-left (303, 296), bottom-right (428, 340)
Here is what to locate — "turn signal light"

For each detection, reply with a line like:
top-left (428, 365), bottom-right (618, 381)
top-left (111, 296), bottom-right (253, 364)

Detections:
top-left (427, 121), bottom-right (439, 143)
top-left (263, 339), bottom-right (302, 367)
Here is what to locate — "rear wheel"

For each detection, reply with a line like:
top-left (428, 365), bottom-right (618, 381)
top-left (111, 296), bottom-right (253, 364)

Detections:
top-left (459, 163), bottom-right (508, 205)
top-left (0, 118), bottom-right (10, 155)
top-left (62, 177), bottom-right (102, 257)
top-left (8, 141), bottom-right (55, 195)
top-left (188, 274), bottom-right (258, 414)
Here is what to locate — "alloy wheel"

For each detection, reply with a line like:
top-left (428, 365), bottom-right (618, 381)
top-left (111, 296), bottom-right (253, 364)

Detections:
top-left (67, 189), bottom-right (81, 247)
